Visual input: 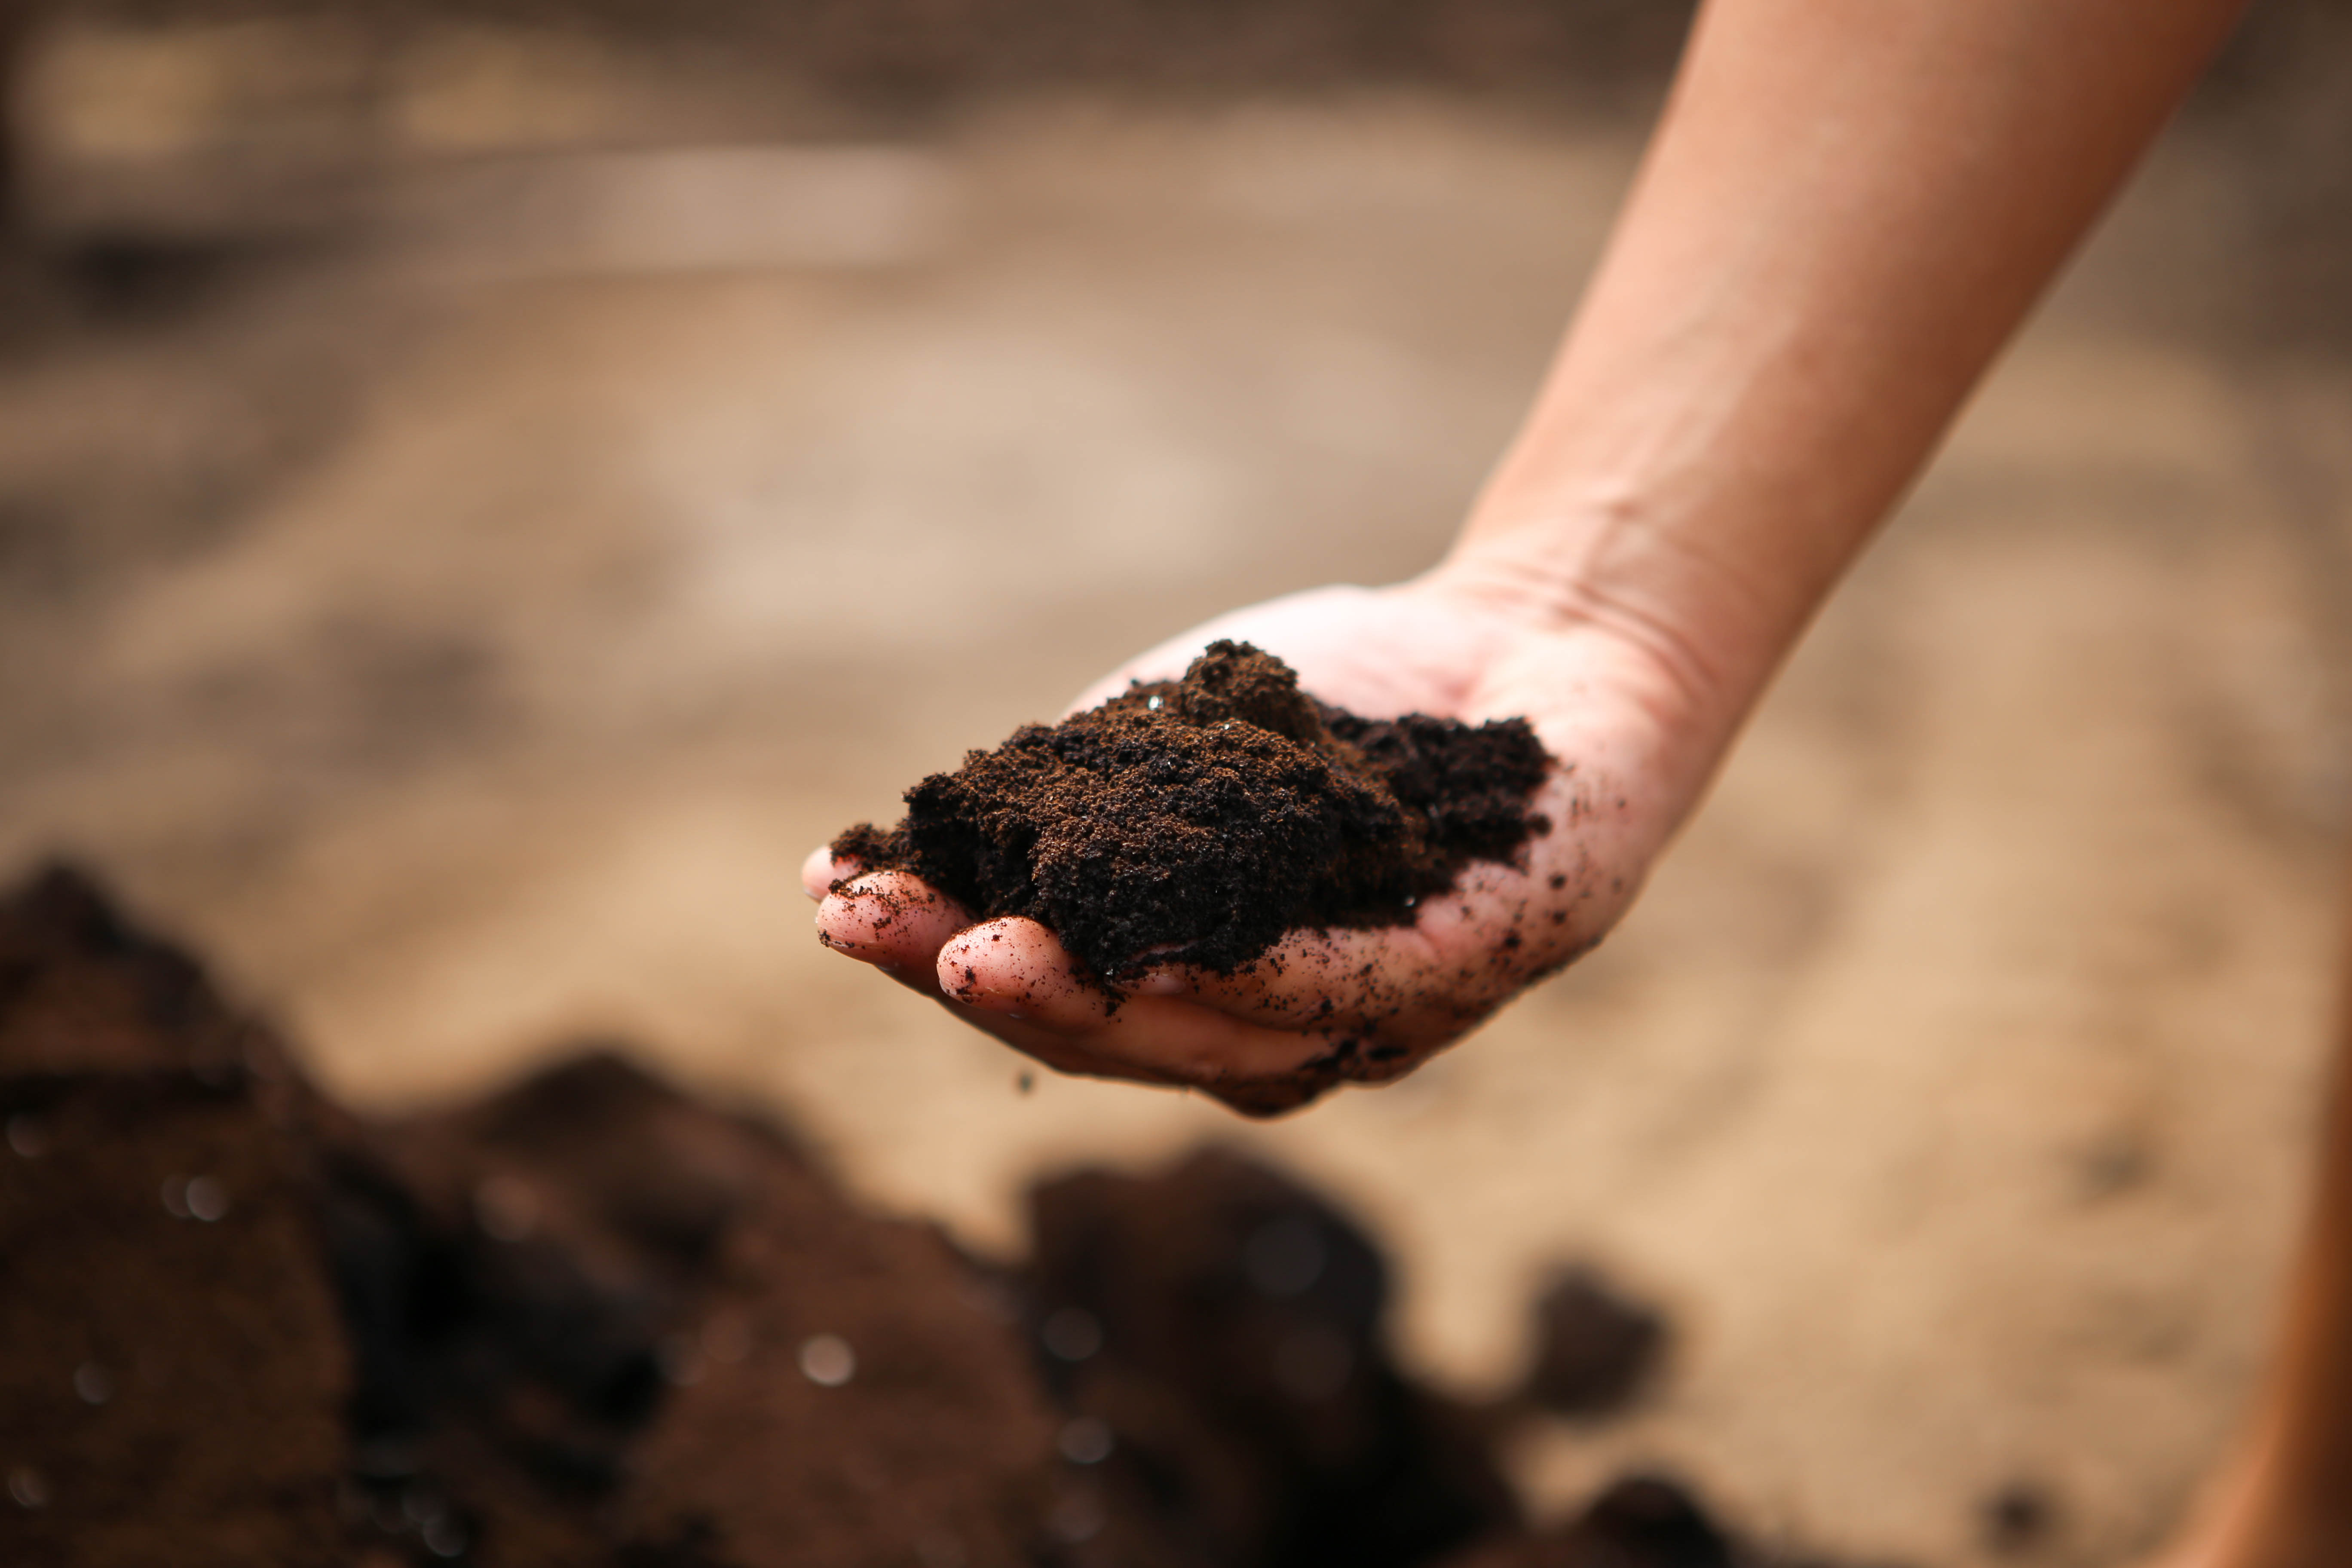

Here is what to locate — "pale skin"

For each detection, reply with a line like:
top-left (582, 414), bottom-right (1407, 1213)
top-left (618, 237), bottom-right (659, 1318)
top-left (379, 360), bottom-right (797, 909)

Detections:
top-left (807, 1), bottom-right (2352, 1560)
top-left (807, 0), bottom-right (2248, 1108)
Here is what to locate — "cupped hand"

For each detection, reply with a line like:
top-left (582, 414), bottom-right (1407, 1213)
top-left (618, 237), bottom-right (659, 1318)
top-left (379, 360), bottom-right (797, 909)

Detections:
top-left (804, 569), bottom-right (1721, 1116)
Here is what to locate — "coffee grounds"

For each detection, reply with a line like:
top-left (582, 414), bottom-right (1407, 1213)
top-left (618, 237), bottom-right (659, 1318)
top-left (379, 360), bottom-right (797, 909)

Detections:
top-left (833, 641), bottom-right (1552, 981)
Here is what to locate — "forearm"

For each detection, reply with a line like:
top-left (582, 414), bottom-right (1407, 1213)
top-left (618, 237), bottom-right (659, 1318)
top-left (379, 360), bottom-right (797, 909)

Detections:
top-left (1443, 0), bottom-right (2247, 737)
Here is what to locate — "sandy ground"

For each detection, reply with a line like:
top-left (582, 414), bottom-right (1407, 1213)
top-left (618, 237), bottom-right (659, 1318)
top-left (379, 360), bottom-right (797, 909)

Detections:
top-left (5, 27), bottom-right (2352, 1566)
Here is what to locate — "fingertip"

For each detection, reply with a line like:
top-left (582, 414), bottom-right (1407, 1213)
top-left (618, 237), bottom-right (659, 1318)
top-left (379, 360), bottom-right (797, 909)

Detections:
top-left (802, 845), bottom-right (861, 902)
top-left (937, 919), bottom-right (1112, 1028)
top-left (813, 893), bottom-right (880, 963)
top-left (816, 871), bottom-right (967, 971)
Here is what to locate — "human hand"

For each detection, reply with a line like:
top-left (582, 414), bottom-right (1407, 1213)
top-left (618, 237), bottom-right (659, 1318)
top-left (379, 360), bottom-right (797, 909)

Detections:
top-left (803, 569), bottom-right (1723, 1115)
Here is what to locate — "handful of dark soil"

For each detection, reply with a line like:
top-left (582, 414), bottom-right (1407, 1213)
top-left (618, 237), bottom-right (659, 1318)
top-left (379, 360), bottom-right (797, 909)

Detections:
top-left (833, 641), bottom-right (1553, 981)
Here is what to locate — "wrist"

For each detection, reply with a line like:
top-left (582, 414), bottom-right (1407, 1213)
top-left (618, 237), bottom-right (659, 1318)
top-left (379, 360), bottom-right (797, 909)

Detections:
top-left (1427, 497), bottom-right (1791, 746)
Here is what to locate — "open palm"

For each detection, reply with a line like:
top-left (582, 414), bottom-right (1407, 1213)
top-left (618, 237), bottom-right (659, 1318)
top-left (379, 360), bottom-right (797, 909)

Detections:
top-left (804, 573), bottom-right (1715, 1115)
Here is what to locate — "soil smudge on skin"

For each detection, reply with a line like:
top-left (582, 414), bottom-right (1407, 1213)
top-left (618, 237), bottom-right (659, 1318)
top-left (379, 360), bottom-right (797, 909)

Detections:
top-left (833, 642), bottom-right (1553, 982)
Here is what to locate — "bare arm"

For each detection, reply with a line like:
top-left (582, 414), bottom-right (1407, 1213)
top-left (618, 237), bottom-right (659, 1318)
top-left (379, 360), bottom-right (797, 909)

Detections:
top-left (809, 0), bottom-right (2252, 1112)
top-left (1449, 0), bottom-right (2250, 735)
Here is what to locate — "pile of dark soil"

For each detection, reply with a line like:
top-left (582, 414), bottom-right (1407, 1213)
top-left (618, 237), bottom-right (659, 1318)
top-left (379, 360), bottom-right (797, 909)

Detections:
top-left (0, 869), bottom-right (349, 1566)
top-left (1023, 1148), bottom-right (1517, 1568)
top-left (833, 642), bottom-right (1552, 982)
top-left (0, 864), bottom-right (1063, 1568)
top-left (0, 863), bottom-right (1887, 1568)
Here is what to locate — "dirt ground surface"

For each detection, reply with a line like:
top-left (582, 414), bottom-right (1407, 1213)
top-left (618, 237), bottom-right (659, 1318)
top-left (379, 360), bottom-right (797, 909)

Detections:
top-left (6, 15), bottom-right (2352, 1567)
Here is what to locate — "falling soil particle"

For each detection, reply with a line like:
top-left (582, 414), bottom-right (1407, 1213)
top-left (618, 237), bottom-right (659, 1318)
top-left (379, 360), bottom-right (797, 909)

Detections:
top-left (833, 641), bottom-right (1552, 981)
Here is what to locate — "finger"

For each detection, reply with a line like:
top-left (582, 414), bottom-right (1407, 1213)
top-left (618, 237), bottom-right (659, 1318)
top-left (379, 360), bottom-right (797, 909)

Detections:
top-left (937, 918), bottom-right (1115, 1028)
top-left (809, 886), bottom-right (1181, 1091)
top-left (1127, 861), bottom-right (1582, 1035)
top-left (817, 873), bottom-right (971, 991)
top-left (935, 919), bottom-right (1359, 1101)
top-left (812, 891), bottom-right (1326, 1105)
top-left (801, 845), bottom-right (867, 901)
top-left (918, 998), bottom-right (1187, 1088)
top-left (1083, 997), bottom-right (1344, 1101)
top-left (938, 910), bottom-right (1462, 1034)
top-left (922, 927), bottom-right (1334, 1102)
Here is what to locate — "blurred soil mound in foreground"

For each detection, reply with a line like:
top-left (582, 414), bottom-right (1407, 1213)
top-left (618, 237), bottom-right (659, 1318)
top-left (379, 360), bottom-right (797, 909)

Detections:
top-left (0, 862), bottom-right (1885, 1568)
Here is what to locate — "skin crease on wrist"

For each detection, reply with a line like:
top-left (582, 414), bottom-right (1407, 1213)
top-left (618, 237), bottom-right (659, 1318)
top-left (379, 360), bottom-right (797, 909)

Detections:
top-left (1454, 0), bottom-right (2254, 723)
top-left (809, 0), bottom-right (2251, 1109)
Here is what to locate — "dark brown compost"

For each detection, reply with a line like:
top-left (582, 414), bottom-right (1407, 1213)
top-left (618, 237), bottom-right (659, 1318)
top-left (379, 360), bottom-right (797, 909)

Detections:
top-left (833, 641), bottom-right (1552, 981)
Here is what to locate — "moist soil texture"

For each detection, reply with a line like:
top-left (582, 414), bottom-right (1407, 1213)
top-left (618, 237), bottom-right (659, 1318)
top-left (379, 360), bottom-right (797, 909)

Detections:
top-left (1, 863), bottom-right (1879, 1568)
top-left (833, 641), bottom-right (1553, 982)
top-left (1516, 1265), bottom-right (1670, 1421)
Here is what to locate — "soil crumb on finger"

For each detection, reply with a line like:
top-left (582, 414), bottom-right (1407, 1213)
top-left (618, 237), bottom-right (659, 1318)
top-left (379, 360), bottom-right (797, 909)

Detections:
top-left (832, 641), bottom-right (1553, 982)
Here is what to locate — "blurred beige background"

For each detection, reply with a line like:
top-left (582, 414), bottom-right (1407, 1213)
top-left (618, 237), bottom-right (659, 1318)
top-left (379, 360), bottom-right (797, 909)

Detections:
top-left (4, 8), bottom-right (2352, 1565)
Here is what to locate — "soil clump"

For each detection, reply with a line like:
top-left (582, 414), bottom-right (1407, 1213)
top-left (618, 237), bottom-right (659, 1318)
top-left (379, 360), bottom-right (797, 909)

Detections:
top-left (1, 863), bottom-right (1884, 1568)
top-left (1024, 1147), bottom-right (1518, 1568)
top-left (1517, 1265), bottom-right (1669, 1420)
top-left (833, 641), bottom-right (1553, 982)
top-left (0, 864), bottom-right (1065, 1568)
